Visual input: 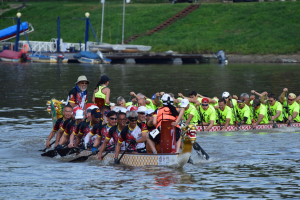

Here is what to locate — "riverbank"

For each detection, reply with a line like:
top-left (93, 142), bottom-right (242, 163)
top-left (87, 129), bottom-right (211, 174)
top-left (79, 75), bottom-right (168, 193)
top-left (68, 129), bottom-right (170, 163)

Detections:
top-left (0, 1), bottom-right (299, 56)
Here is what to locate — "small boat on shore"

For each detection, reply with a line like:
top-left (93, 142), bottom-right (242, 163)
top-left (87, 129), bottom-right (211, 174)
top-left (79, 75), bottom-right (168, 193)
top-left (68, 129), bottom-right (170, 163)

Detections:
top-left (0, 50), bottom-right (30, 62)
top-left (74, 51), bottom-right (111, 64)
top-left (0, 22), bottom-right (34, 42)
top-left (29, 52), bottom-right (68, 63)
top-left (89, 44), bottom-right (151, 53)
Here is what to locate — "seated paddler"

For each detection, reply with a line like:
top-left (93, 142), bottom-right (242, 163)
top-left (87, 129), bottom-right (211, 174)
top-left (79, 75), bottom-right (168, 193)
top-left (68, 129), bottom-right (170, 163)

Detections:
top-left (146, 94), bottom-right (185, 154)
top-left (114, 110), bottom-right (148, 163)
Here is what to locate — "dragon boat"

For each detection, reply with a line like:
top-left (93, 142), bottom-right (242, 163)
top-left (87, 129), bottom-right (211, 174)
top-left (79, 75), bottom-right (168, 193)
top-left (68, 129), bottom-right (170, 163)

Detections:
top-left (70, 123), bottom-right (197, 167)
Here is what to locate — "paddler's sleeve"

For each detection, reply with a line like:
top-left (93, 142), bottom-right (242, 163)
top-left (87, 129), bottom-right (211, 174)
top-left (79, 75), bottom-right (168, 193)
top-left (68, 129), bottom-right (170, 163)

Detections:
top-left (118, 126), bottom-right (128, 143)
top-left (52, 118), bottom-right (62, 132)
top-left (68, 88), bottom-right (77, 103)
top-left (141, 123), bottom-right (148, 133)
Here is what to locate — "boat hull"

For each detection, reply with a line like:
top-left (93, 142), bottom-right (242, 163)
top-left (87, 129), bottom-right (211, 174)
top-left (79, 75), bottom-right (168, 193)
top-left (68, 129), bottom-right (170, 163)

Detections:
top-left (196, 122), bottom-right (300, 132)
top-left (78, 57), bottom-right (101, 64)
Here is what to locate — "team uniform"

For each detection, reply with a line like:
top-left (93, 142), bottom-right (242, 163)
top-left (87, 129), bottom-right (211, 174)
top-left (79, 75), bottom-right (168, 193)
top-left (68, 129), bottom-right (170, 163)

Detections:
top-left (146, 121), bottom-right (156, 132)
top-left (67, 85), bottom-right (88, 109)
top-left (217, 105), bottom-right (234, 125)
top-left (94, 123), bottom-right (114, 149)
top-left (52, 117), bottom-right (69, 132)
top-left (146, 98), bottom-right (156, 110)
top-left (77, 121), bottom-right (96, 147)
top-left (236, 104), bottom-right (252, 124)
top-left (198, 105), bottom-right (216, 124)
top-left (253, 104), bottom-right (269, 124)
top-left (105, 125), bottom-right (125, 150)
top-left (268, 101), bottom-right (283, 122)
top-left (282, 100), bottom-right (300, 122)
top-left (183, 104), bottom-right (199, 125)
top-left (118, 123), bottom-right (148, 153)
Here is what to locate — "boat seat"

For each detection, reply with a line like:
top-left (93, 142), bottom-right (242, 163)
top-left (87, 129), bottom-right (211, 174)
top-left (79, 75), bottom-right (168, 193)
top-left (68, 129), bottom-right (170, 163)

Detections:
top-left (94, 97), bottom-right (105, 110)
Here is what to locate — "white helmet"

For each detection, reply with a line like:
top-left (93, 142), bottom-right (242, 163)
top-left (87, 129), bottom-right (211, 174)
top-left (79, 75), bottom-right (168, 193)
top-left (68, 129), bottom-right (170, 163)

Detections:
top-left (161, 94), bottom-right (173, 105)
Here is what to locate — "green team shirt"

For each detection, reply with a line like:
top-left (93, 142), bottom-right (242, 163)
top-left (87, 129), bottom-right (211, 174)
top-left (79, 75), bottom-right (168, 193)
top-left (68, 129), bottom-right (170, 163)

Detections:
top-left (183, 104), bottom-right (199, 125)
top-left (268, 101), bottom-right (283, 122)
top-left (236, 104), bottom-right (252, 124)
top-left (211, 97), bottom-right (219, 107)
top-left (228, 99), bottom-right (239, 123)
top-left (282, 100), bottom-right (300, 122)
top-left (146, 98), bottom-right (156, 110)
top-left (253, 104), bottom-right (269, 124)
top-left (126, 102), bottom-right (133, 107)
top-left (217, 105), bottom-right (234, 125)
top-left (199, 104), bottom-right (216, 124)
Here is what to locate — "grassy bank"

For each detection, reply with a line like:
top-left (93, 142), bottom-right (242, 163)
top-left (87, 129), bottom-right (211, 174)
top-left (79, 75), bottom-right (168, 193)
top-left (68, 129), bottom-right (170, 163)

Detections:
top-left (1, 1), bottom-right (300, 54)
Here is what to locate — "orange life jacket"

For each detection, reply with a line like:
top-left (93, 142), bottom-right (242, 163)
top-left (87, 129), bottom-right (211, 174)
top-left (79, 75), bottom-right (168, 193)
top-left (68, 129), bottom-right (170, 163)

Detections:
top-left (156, 106), bottom-right (179, 129)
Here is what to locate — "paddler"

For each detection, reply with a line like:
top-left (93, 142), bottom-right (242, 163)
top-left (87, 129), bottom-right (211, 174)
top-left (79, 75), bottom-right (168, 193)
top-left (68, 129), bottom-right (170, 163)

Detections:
top-left (74, 108), bottom-right (101, 148)
top-left (116, 96), bottom-right (132, 108)
top-left (137, 106), bottom-right (147, 123)
top-left (86, 111), bottom-right (118, 152)
top-left (235, 97), bottom-right (252, 125)
top-left (216, 98), bottom-right (234, 131)
top-left (114, 111), bottom-right (148, 163)
top-left (252, 99), bottom-right (269, 129)
top-left (198, 98), bottom-right (216, 132)
top-left (85, 105), bottom-right (99, 122)
top-left (280, 88), bottom-right (300, 123)
top-left (145, 109), bottom-right (155, 132)
top-left (92, 75), bottom-right (111, 107)
top-left (67, 75), bottom-right (89, 111)
top-left (45, 105), bottom-right (72, 149)
top-left (178, 91), bottom-right (200, 107)
top-left (97, 109), bottom-right (127, 159)
top-left (57, 109), bottom-right (85, 147)
top-left (130, 92), bottom-right (156, 110)
top-left (147, 94), bottom-right (185, 154)
top-left (180, 99), bottom-right (199, 125)
top-left (260, 92), bottom-right (283, 123)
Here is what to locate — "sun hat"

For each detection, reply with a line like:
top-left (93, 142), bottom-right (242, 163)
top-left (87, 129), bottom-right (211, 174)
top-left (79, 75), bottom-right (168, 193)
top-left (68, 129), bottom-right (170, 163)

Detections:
top-left (137, 106), bottom-right (147, 113)
top-left (72, 106), bottom-right (82, 114)
top-left (86, 105), bottom-right (99, 113)
top-left (75, 75), bottom-right (89, 84)
top-left (75, 109), bottom-right (84, 119)
top-left (145, 109), bottom-right (155, 115)
top-left (180, 99), bottom-right (189, 108)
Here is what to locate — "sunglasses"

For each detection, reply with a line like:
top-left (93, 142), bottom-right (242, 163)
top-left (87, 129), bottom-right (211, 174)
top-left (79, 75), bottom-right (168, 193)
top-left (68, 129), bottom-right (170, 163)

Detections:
top-left (237, 100), bottom-right (244, 103)
top-left (146, 114), bottom-right (153, 116)
top-left (268, 100), bottom-right (274, 103)
top-left (128, 117), bottom-right (138, 122)
top-left (288, 98), bottom-right (294, 101)
top-left (80, 82), bottom-right (88, 85)
top-left (110, 117), bottom-right (117, 120)
top-left (202, 104), bottom-right (208, 106)
top-left (138, 112), bottom-right (145, 115)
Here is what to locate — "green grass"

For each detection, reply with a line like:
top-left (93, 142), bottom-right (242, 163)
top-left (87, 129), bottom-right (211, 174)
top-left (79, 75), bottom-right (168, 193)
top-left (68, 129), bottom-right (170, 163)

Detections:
top-left (1, 1), bottom-right (300, 54)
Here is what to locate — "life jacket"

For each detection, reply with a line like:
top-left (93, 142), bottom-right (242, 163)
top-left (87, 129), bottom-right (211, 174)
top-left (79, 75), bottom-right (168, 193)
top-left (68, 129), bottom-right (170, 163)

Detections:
top-left (94, 86), bottom-right (109, 106)
top-left (156, 106), bottom-right (179, 129)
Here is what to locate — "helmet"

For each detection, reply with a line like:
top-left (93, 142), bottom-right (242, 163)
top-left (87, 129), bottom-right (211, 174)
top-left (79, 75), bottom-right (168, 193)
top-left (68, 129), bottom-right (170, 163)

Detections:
top-left (222, 91), bottom-right (230, 98)
top-left (161, 94), bottom-right (173, 105)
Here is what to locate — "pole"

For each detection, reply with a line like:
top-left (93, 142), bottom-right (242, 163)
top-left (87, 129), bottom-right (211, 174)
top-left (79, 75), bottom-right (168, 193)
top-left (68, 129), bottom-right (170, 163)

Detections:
top-left (85, 12), bottom-right (90, 51)
top-left (14, 12), bottom-right (21, 52)
top-left (122, 0), bottom-right (125, 45)
top-left (100, 0), bottom-right (105, 44)
top-left (57, 16), bottom-right (60, 52)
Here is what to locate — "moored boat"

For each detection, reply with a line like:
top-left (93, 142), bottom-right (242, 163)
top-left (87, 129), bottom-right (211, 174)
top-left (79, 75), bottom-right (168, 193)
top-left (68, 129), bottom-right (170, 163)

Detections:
top-left (0, 49), bottom-right (30, 62)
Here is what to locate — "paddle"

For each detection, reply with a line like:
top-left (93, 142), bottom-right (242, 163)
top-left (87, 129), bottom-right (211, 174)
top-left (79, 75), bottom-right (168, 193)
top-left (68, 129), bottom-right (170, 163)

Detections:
top-left (68, 145), bottom-right (115, 162)
top-left (198, 106), bottom-right (205, 132)
top-left (216, 109), bottom-right (222, 130)
top-left (193, 142), bottom-right (210, 160)
top-left (252, 99), bottom-right (256, 130)
top-left (265, 95), bottom-right (278, 128)
top-left (56, 146), bottom-right (80, 157)
top-left (39, 141), bottom-right (55, 152)
top-left (40, 143), bottom-right (68, 157)
top-left (230, 99), bottom-right (240, 130)
top-left (286, 92), bottom-right (291, 127)
top-left (115, 143), bottom-right (132, 164)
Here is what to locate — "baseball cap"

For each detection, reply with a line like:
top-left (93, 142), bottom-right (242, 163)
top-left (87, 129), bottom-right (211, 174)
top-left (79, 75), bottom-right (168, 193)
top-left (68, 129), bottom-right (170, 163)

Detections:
top-left (75, 75), bottom-right (89, 84)
top-left (119, 107), bottom-right (127, 114)
top-left (180, 99), bottom-right (189, 108)
top-left (100, 75), bottom-right (110, 84)
top-left (91, 108), bottom-right (102, 118)
top-left (137, 106), bottom-right (147, 113)
top-left (145, 109), bottom-right (154, 115)
top-left (222, 92), bottom-right (230, 98)
top-left (289, 93), bottom-right (296, 99)
top-left (75, 109), bottom-right (84, 119)
top-left (202, 98), bottom-right (209, 104)
top-left (72, 106), bottom-right (82, 114)
top-left (86, 105), bottom-right (99, 113)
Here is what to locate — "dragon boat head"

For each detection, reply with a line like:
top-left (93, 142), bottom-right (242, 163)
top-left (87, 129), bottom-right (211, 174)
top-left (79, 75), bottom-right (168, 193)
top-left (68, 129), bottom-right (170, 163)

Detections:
top-left (181, 124), bottom-right (197, 144)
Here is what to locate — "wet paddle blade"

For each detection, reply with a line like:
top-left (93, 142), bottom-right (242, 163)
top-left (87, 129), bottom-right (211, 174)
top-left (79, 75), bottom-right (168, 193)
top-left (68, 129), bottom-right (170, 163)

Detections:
top-left (56, 148), bottom-right (72, 157)
top-left (193, 142), bottom-right (210, 160)
top-left (69, 156), bottom-right (89, 163)
top-left (41, 150), bottom-right (57, 158)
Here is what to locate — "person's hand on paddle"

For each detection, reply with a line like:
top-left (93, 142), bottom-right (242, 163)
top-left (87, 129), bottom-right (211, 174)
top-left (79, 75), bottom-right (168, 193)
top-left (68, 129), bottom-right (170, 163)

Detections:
top-left (271, 116), bottom-right (275, 121)
top-left (114, 158), bottom-right (120, 164)
top-left (160, 92), bottom-right (165, 96)
top-left (171, 121), bottom-right (178, 127)
top-left (252, 122), bottom-right (258, 129)
top-left (232, 95), bottom-right (238, 99)
top-left (156, 92), bottom-right (160, 97)
top-left (68, 142), bottom-right (74, 148)
top-left (130, 91), bottom-right (136, 97)
top-left (251, 90), bottom-right (256, 94)
top-left (283, 88), bottom-right (288, 92)
top-left (46, 140), bottom-right (51, 149)
top-left (92, 147), bottom-right (98, 155)
top-left (262, 91), bottom-right (268, 96)
top-left (55, 144), bottom-right (62, 150)
top-left (130, 139), bottom-right (137, 145)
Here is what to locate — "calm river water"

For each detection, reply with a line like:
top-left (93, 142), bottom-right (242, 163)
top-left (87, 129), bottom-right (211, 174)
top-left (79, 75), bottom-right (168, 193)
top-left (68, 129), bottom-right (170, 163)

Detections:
top-left (1, 62), bottom-right (300, 199)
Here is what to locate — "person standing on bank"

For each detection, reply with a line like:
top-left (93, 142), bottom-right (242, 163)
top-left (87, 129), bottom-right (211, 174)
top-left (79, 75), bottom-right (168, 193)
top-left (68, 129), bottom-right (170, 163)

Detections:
top-left (92, 75), bottom-right (111, 107)
top-left (67, 75), bottom-right (89, 111)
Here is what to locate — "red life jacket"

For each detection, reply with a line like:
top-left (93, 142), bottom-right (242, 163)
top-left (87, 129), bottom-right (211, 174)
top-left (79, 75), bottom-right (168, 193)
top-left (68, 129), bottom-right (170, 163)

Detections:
top-left (156, 107), bottom-right (179, 129)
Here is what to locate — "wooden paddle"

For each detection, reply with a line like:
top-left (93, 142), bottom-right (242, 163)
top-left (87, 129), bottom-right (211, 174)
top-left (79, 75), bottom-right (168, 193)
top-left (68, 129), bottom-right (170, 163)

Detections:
top-left (230, 99), bottom-right (240, 130)
top-left (252, 99), bottom-right (256, 130)
top-left (115, 143), bottom-right (132, 164)
top-left (265, 95), bottom-right (278, 128)
top-left (68, 145), bottom-right (115, 162)
top-left (286, 92), bottom-right (291, 127)
top-left (40, 143), bottom-right (68, 157)
top-left (39, 141), bottom-right (55, 152)
top-left (193, 142), bottom-right (210, 160)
